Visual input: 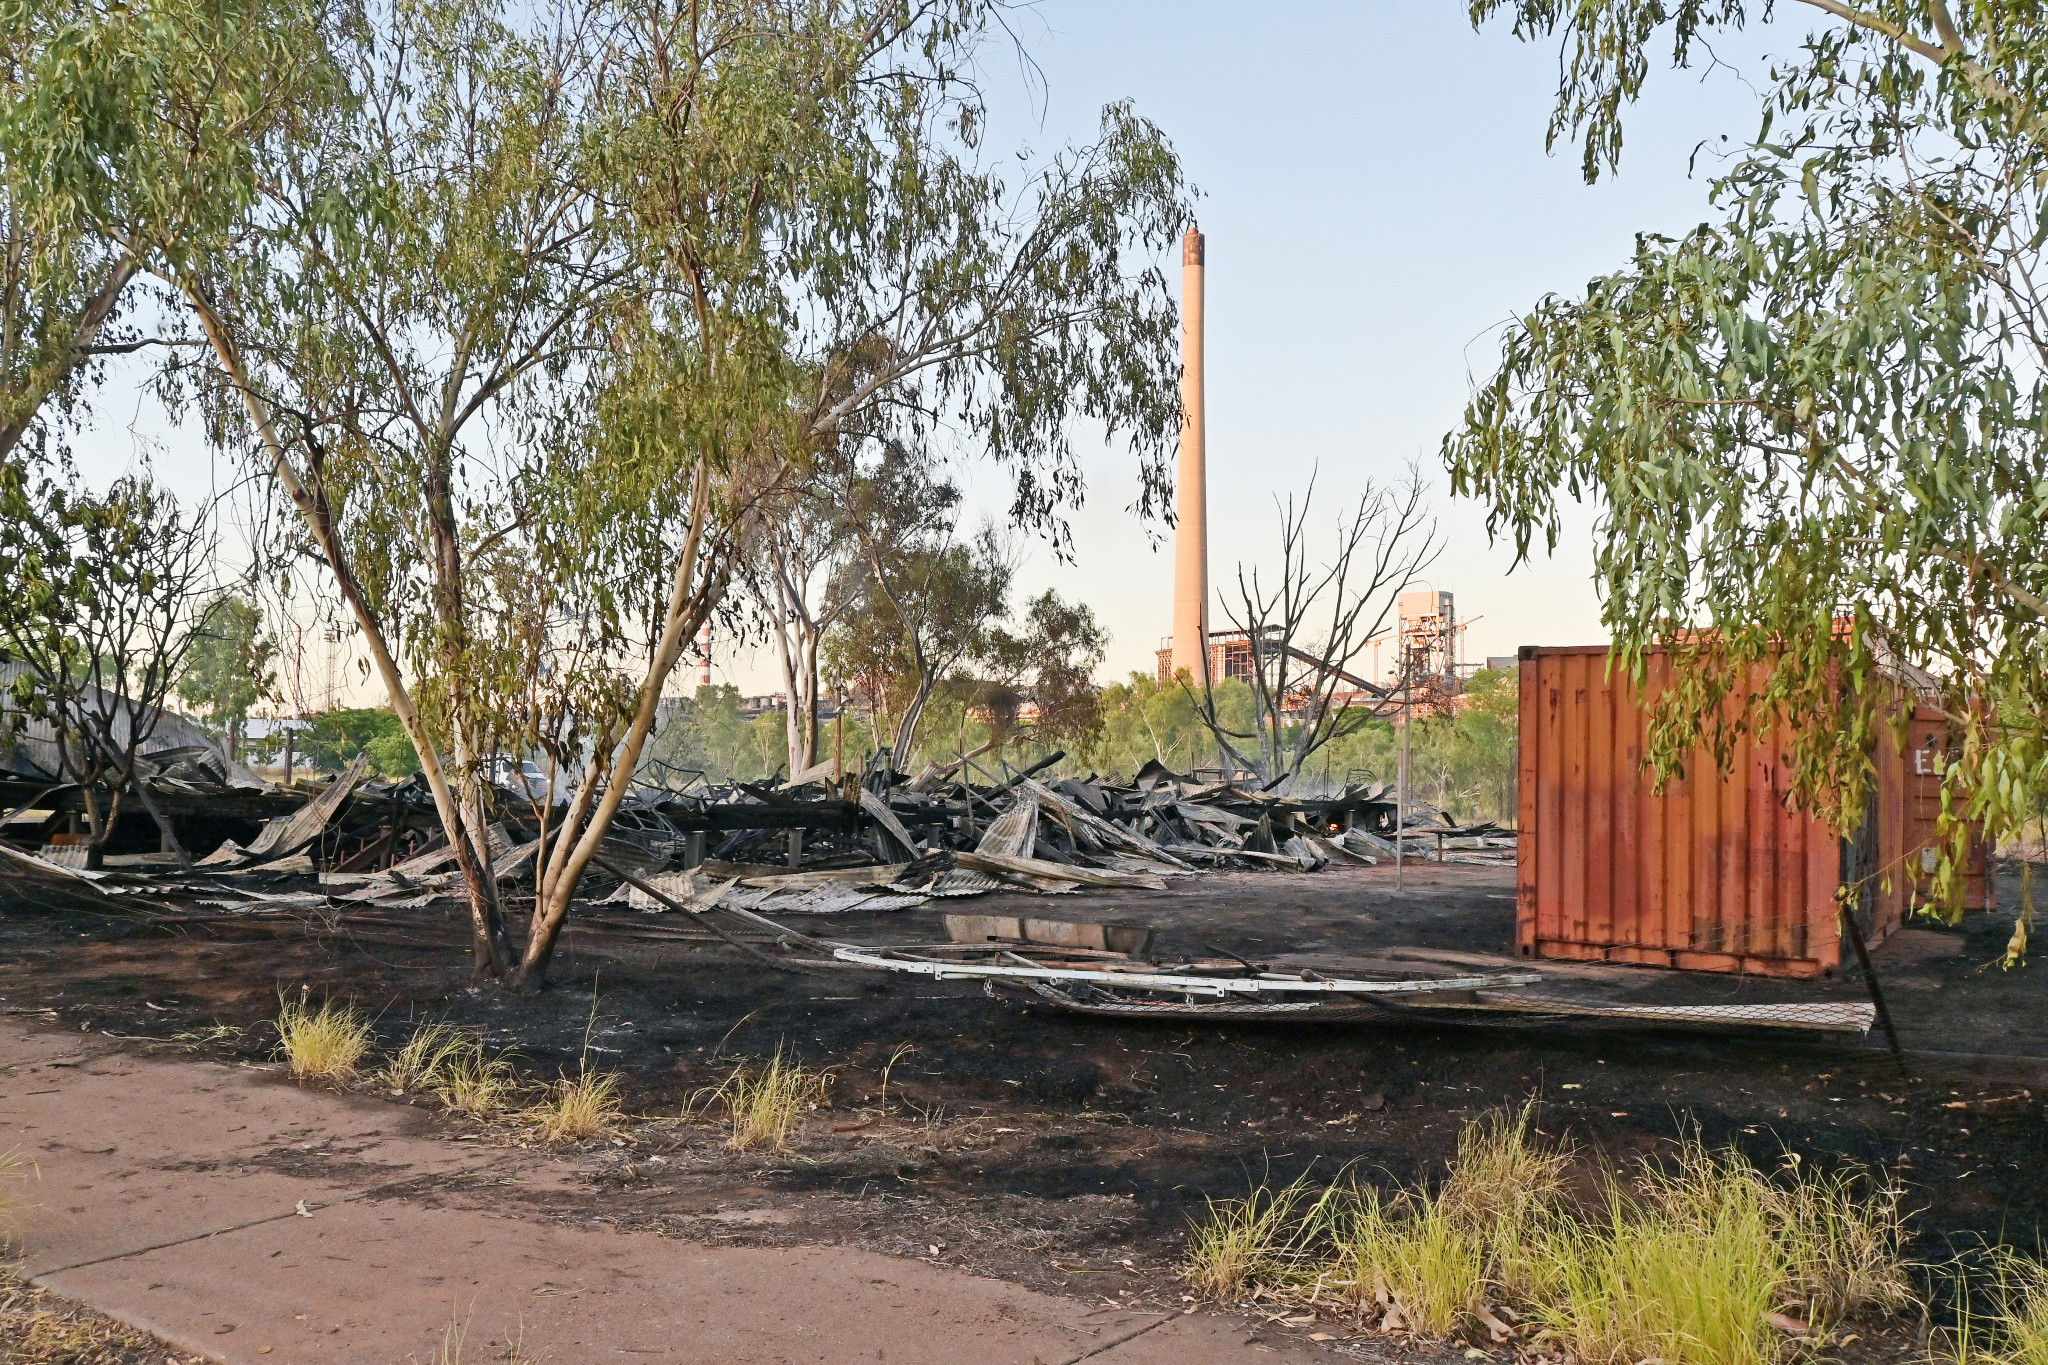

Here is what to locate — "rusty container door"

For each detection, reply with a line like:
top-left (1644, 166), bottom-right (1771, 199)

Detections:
top-left (1517, 646), bottom-right (1847, 978)
top-left (1871, 704), bottom-right (1996, 922)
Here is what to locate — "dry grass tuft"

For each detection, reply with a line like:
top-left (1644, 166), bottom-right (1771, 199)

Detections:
top-left (688, 1046), bottom-right (832, 1151)
top-left (1938, 1252), bottom-right (2048, 1365)
top-left (274, 991), bottom-right (373, 1080)
top-left (408, 1306), bottom-right (542, 1365)
top-left (380, 1020), bottom-right (472, 1095)
top-left (1180, 1106), bottom-right (1912, 1361)
top-left (0, 1148), bottom-right (29, 1254)
top-left (431, 1039), bottom-right (521, 1118)
top-left (0, 1264), bottom-right (169, 1364)
top-left (383, 1023), bottom-right (519, 1118)
top-left (1772, 1155), bottom-right (1913, 1326)
top-left (528, 1067), bottom-right (625, 1144)
top-left (1183, 1175), bottom-right (1322, 1302)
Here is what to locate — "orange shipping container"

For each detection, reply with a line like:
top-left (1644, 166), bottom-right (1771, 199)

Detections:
top-left (1516, 646), bottom-right (1992, 979)
top-left (1867, 704), bottom-right (1996, 921)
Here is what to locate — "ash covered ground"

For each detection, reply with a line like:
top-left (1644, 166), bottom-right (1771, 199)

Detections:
top-left (4, 860), bottom-right (2044, 1355)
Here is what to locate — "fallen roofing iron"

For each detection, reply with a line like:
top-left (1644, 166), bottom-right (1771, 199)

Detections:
top-left (827, 942), bottom-right (1540, 998)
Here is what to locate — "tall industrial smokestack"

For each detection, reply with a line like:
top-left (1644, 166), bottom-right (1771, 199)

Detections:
top-left (1170, 227), bottom-right (1208, 685)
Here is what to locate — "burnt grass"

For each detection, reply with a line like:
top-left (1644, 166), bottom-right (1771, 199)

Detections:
top-left (4, 861), bottom-right (2046, 1351)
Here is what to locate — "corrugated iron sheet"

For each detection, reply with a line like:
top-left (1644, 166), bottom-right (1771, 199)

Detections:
top-left (1872, 704), bottom-right (1996, 920)
top-left (0, 659), bottom-right (264, 787)
top-left (1516, 646), bottom-right (1850, 979)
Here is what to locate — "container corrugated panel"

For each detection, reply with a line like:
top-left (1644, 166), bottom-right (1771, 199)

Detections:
top-left (1516, 646), bottom-right (1849, 979)
top-left (1872, 705), bottom-right (1995, 920)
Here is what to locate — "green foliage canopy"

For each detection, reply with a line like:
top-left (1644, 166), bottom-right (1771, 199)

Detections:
top-left (0, 468), bottom-right (213, 860)
top-left (0, 0), bottom-right (349, 458)
top-left (301, 706), bottom-right (418, 777)
top-left (176, 595), bottom-right (275, 738)
top-left (1452, 0), bottom-right (2048, 916)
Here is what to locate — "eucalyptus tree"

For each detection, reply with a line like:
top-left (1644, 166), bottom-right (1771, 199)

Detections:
top-left (161, 0), bottom-right (638, 974)
top-left (0, 0), bottom-right (346, 463)
top-left (1450, 2), bottom-right (2048, 926)
top-left (509, 1), bottom-right (1189, 987)
top-left (753, 454), bottom-right (865, 779)
top-left (74, 0), bottom-right (1186, 985)
top-left (835, 529), bottom-right (1016, 766)
top-left (177, 596), bottom-right (278, 759)
top-left (977, 589), bottom-right (1111, 756)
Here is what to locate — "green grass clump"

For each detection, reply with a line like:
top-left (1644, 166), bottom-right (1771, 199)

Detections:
top-left (1333, 1186), bottom-right (1489, 1335)
top-left (1534, 1144), bottom-right (1788, 1365)
top-left (1181, 1106), bottom-right (1911, 1361)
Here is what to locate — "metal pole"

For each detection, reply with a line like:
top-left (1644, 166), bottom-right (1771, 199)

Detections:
top-left (1396, 692), bottom-right (1409, 892)
top-left (1840, 897), bottom-right (1906, 1069)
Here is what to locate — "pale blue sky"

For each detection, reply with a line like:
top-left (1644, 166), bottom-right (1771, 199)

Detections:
top-left (954, 1), bottom-right (1797, 687)
top-left (71, 2), bottom-right (1803, 700)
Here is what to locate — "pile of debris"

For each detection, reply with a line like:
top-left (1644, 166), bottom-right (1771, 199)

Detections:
top-left (587, 753), bottom-right (1520, 915)
top-left (601, 751), bottom-right (1518, 894)
top-left (0, 752), bottom-right (1888, 1045)
top-left (1, 739), bottom-right (1519, 921)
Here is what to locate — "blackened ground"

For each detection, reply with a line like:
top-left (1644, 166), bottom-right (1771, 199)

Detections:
top-left (2, 860), bottom-right (2044, 1352)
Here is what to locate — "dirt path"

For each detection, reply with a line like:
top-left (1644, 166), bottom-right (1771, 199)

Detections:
top-left (0, 1021), bottom-right (1322, 1365)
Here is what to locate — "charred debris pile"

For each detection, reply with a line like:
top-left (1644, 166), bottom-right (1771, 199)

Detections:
top-left (0, 752), bottom-right (1889, 1042)
top-left (0, 744), bottom-right (1511, 918)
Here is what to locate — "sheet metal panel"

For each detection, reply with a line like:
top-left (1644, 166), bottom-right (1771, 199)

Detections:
top-left (1516, 646), bottom-right (1847, 979)
top-left (1872, 705), bottom-right (1995, 920)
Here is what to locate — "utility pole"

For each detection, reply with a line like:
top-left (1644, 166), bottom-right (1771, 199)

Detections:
top-left (1396, 689), bottom-right (1410, 892)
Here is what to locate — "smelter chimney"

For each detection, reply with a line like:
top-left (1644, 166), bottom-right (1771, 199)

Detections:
top-left (1170, 227), bottom-right (1209, 685)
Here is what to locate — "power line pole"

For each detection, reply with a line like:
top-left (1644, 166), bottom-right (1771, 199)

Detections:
top-left (1396, 686), bottom-right (1410, 893)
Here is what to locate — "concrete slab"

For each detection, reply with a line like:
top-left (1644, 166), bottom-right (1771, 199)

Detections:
top-left (49, 1198), bottom-right (1143, 1363)
top-left (0, 1021), bottom-right (1326, 1364)
top-left (3, 1037), bottom-right (516, 1273)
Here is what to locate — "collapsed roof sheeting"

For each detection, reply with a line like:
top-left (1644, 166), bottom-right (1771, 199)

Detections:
top-left (0, 660), bottom-right (270, 788)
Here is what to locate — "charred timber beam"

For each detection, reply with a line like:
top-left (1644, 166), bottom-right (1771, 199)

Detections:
top-left (0, 782), bottom-right (308, 821)
top-left (644, 801), bottom-right (864, 832)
